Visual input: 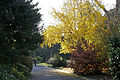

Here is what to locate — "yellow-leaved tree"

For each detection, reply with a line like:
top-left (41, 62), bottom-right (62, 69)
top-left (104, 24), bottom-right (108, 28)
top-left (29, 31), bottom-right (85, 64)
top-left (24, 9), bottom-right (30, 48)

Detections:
top-left (43, 0), bottom-right (109, 58)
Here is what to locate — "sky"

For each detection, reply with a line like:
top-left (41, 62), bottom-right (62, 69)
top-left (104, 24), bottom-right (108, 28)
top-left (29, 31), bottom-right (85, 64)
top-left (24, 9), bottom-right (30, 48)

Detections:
top-left (33, 0), bottom-right (116, 27)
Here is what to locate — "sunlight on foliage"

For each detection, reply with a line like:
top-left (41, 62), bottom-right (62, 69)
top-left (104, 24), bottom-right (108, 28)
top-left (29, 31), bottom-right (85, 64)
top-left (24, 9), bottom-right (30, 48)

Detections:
top-left (43, 0), bottom-right (109, 56)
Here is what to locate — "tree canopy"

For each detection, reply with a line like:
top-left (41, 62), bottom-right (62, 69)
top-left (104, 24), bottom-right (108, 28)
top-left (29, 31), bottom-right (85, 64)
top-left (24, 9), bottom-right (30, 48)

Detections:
top-left (43, 0), bottom-right (108, 55)
top-left (0, 0), bottom-right (43, 63)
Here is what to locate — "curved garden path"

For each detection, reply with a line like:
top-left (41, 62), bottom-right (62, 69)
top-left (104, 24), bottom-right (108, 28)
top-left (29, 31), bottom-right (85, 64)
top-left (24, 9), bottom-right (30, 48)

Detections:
top-left (30, 65), bottom-right (87, 80)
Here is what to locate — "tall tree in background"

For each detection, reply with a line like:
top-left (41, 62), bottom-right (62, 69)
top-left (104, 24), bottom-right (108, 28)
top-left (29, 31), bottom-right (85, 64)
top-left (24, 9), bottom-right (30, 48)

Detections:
top-left (95, 0), bottom-right (120, 36)
top-left (0, 0), bottom-right (43, 63)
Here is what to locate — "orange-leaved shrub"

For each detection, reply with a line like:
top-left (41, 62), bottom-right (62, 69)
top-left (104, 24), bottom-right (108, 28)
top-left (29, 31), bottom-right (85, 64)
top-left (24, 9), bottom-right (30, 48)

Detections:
top-left (69, 38), bottom-right (105, 75)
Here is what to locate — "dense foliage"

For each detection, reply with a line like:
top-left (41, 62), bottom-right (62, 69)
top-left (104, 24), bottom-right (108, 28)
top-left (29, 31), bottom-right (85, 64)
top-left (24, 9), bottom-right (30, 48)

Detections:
top-left (43, 0), bottom-right (109, 75)
top-left (48, 55), bottom-right (67, 68)
top-left (43, 0), bottom-right (119, 79)
top-left (0, 0), bottom-right (120, 79)
top-left (43, 0), bottom-right (108, 60)
top-left (0, 0), bottom-right (43, 79)
top-left (70, 38), bottom-right (106, 74)
top-left (19, 56), bottom-right (33, 72)
top-left (0, 0), bottom-right (43, 63)
top-left (109, 36), bottom-right (120, 79)
top-left (0, 64), bottom-right (28, 80)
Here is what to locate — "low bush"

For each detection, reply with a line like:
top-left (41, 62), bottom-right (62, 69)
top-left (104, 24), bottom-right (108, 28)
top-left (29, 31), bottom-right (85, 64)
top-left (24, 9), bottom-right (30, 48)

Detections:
top-left (16, 63), bottom-right (31, 78)
top-left (109, 37), bottom-right (120, 79)
top-left (36, 56), bottom-right (43, 63)
top-left (0, 64), bottom-right (28, 80)
top-left (19, 56), bottom-right (33, 72)
top-left (70, 38), bottom-right (105, 75)
top-left (48, 55), bottom-right (67, 68)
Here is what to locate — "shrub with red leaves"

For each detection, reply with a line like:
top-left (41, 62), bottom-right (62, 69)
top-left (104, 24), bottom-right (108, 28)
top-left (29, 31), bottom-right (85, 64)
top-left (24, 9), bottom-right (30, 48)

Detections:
top-left (70, 38), bottom-right (104, 75)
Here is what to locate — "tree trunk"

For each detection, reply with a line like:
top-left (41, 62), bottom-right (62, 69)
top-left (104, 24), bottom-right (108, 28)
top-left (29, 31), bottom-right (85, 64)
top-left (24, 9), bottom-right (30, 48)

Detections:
top-left (115, 0), bottom-right (120, 36)
top-left (116, 0), bottom-right (120, 21)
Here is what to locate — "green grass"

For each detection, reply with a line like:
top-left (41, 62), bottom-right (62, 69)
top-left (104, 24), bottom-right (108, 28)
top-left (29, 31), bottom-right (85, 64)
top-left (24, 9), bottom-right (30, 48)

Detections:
top-left (37, 63), bottom-right (52, 67)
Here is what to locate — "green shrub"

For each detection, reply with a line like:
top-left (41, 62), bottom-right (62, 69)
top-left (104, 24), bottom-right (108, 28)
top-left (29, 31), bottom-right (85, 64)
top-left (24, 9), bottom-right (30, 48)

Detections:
top-left (0, 64), bottom-right (27, 80)
top-left (109, 37), bottom-right (120, 79)
top-left (48, 55), bottom-right (67, 68)
top-left (36, 56), bottom-right (43, 63)
top-left (16, 63), bottom-right (31, 78)
top-left (20, 56), bottom-right (33, 72)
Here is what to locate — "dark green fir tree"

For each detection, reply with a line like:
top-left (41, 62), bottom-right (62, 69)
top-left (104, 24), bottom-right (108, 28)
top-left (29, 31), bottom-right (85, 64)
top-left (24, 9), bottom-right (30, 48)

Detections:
top-left (0, 0), bottom-right (43, 63)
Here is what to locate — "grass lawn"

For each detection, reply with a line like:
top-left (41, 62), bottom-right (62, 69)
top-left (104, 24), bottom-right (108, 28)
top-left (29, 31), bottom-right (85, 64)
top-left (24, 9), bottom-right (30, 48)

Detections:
top-left (37, 63), bottom-right (52, 67)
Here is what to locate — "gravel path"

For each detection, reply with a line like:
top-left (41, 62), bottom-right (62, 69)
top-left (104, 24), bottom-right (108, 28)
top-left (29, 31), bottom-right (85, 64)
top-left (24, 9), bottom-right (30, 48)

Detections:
top-left (30, 65), bottom-right (86, 80)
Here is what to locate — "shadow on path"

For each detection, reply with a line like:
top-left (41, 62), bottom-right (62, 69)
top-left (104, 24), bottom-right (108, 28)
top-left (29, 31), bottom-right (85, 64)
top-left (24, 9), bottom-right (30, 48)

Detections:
top-left (30, 65), bottom-right (86, 80)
